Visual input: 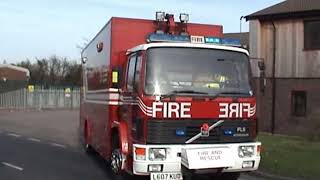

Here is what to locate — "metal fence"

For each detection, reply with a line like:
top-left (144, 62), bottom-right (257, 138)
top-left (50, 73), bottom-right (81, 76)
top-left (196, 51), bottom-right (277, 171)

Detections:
top-left (0, 88), bottom-right (80, 109)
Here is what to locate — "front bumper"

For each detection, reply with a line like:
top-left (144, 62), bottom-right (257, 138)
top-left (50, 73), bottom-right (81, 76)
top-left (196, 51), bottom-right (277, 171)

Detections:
top-left (133, 142), bottom-right (261, 175)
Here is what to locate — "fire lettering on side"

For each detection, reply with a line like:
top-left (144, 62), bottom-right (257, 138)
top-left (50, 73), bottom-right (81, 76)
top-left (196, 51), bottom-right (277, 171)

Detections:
top-left (219, 103), bottom-right (256, 118)
top-left (152, 102), bottom-right (191, 118)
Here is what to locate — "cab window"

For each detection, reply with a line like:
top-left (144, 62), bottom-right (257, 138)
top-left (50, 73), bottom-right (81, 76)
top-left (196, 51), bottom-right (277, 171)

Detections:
top-left (126, 54), bottom-right (142, 92)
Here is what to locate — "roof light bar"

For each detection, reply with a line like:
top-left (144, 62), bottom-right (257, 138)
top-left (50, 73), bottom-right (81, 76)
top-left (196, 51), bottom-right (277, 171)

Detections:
top-left (147, 33), bottom-right (242, 47)
top-left (147, 33), bottom-right (190, 43)
top-left (205, 37), bottom-right (221, 44)
top-left (221, 38), bottom-right (242, 47)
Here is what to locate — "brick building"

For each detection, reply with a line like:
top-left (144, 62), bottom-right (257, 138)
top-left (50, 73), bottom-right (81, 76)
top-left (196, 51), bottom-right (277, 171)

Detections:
top-left (245, 0), bottom-right (320, 136)
top-left (0, 64), bottom-right (30, 93)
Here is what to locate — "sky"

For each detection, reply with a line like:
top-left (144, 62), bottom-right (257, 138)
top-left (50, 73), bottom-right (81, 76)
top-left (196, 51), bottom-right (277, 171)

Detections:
top-left (0, 0), bottom-right (283, 63)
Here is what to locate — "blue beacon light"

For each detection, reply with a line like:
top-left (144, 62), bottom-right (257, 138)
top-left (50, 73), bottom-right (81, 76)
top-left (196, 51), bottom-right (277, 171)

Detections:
top-left (175, 129), bottom-right (186, 136)
top-left (205, 37), bottom-right (221, 44)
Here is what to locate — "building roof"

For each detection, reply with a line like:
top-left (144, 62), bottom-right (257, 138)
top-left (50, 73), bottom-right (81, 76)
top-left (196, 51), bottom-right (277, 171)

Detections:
top-left (0, 64), bottom-right (30, 77)
top-left (245, 0), bottom-right (320, 21)
top-left (223, 32), bottom-right (249, 49)
top-left (127, 43), bottom-right (249, 56)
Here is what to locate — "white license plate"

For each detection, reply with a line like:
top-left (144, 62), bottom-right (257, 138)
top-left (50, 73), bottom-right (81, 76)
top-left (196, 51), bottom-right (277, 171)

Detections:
top-left (181, 147), bottom-right (234, 169)
top-left (150, 173), bottom-right (183, 180)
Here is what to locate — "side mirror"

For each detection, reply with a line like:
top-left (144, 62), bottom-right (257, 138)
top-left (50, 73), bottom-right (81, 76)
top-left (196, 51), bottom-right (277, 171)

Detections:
top-left (81, 57), bottom-right (87, 64)
top-left (258, 61), bottom-right (265, 71)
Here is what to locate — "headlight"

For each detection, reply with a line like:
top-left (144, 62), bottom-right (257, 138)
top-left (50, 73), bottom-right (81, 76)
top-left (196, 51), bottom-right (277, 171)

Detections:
top-left (149, 148), bottom-right (167, 161)
top-left (238, 145), bottom-right (254, 158)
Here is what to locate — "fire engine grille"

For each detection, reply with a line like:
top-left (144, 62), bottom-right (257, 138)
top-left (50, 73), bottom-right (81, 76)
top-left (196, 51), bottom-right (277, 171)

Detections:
top-left (147, 119), bottom-right (255, 144)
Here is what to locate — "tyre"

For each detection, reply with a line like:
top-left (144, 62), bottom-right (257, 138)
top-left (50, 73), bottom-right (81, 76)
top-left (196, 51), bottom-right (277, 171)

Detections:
top-left (110, 133), bottom-right (125, 175)
top-left (110, 149), bottom-right (124, 174)
top-left (83, 123), bottom-right (93, 153)
top-left (84, 142), bottom-right (93, 153)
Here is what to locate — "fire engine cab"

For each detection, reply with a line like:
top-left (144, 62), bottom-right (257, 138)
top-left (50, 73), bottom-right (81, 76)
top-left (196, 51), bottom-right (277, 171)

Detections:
top-left (80, 12), bottom-right (261, 180)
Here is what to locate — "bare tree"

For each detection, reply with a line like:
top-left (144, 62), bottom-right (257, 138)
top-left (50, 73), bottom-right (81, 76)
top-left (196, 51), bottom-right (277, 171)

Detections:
top-left (76, 37), bottom-right (90, 53)
top-left (15, 56), bottom-right (82, 88)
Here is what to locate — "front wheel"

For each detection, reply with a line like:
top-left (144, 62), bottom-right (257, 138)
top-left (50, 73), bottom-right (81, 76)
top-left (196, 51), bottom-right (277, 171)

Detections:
top-left (110, 149), bottom-right (124, 174)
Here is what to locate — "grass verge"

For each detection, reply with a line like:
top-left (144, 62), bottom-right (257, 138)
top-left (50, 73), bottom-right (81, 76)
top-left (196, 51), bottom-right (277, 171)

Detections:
top-left (257, 133), bottom-right (320, 180)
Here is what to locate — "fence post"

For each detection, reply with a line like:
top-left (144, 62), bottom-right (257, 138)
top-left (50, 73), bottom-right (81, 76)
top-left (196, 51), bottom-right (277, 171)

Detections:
top-left (39, 88), bottom-right (42, 110)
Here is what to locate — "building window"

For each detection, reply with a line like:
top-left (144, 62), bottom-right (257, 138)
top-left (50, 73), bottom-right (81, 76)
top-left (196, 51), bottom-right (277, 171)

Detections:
top-left (291, 91), bottom-right (307, 117)
top-left (304, 20), bottom-right (320, 49)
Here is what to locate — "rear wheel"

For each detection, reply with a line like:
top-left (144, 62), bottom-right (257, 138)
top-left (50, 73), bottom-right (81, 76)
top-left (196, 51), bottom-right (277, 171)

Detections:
top-left (83, 122), bottom-right (93, 153)
top-left (84, 143), bottom-right (93, 153)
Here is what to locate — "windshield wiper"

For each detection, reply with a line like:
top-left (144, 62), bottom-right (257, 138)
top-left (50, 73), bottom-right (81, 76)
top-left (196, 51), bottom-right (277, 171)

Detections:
top-left (171, 90), bottom-right (209, 95)
top-left (159, 90), bottom-right (250, 99)
top-left (215, 91), bottom-right (251, 97)
top-left (160, 90), bottom-right (209, 99)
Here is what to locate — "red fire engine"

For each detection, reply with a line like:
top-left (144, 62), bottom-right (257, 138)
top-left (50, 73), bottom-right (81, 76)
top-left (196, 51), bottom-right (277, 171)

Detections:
top-left (80, 12), bottom-right (261, 180)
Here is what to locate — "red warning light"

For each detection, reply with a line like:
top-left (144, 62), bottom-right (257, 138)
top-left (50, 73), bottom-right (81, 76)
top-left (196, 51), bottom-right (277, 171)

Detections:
top-left (202, 123), bottom-right (209, 131)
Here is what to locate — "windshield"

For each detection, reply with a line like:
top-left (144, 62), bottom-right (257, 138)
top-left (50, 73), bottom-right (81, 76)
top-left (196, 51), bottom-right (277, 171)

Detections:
top-left (145, 47), bottom-right (252, 96)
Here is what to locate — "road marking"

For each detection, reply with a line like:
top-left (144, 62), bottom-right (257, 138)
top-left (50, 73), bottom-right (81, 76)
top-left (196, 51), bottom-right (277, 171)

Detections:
top-left (7, 133), bottom-right (21, 138)
top-left (2, 162), bottom-right (23, 171)
top-left (50, 143), bottom-right (66, 148)
top-left (27, 137), bottom-right (41, 142)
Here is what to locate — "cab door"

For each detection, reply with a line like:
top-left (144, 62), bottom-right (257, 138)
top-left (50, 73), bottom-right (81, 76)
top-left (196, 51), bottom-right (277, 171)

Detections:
top-left (121, 53), bottom-right (143, 144)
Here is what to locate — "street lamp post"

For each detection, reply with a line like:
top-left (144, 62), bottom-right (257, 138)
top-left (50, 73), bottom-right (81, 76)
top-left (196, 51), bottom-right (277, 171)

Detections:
top-left (240, 16), bottom-right (244, 33)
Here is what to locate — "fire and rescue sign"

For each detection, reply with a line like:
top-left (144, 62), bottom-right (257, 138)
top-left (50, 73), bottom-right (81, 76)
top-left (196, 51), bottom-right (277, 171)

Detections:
top-left (181, 147), bottom-right (234, 169)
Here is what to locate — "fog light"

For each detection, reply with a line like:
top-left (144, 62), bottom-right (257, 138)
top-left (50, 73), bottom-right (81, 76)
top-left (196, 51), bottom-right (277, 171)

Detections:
top-left (176, 129), bottom-right (186, 136)
top-left (148, 164), bottom-right (162, 172)
top-left (242, 161), bottom-right (254, 168)
top-left (238, 145), bottom-right (254, 158)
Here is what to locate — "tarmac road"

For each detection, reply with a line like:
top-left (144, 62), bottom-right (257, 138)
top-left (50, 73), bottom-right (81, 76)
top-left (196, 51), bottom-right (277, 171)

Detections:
top-left (0, 110), bottom-right (271, 180)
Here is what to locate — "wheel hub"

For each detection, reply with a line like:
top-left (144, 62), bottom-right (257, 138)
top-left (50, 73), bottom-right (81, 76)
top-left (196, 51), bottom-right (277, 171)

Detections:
top-left (85, 144), bottom-right (90, 149)
top-left (111, 150), bottom-right (123, 174)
